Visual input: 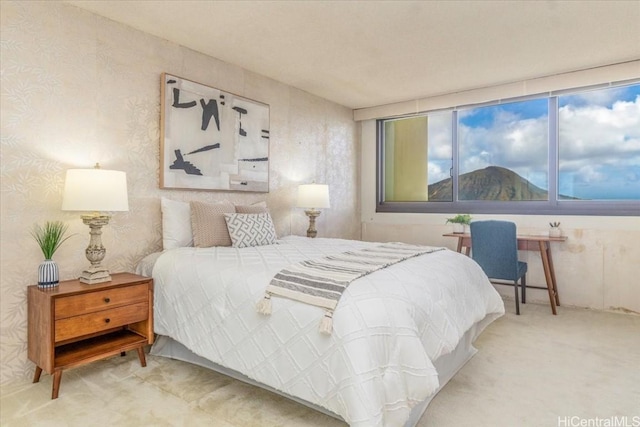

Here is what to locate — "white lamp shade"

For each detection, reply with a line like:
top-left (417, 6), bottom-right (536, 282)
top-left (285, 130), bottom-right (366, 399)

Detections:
top-left (297, 184), bottom-right (330, 209)
top-left (62, 168), bottom-right (129, 212)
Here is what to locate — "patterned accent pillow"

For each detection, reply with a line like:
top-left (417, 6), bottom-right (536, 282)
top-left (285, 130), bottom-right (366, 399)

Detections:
top-left (224, 213), bottom-right (278, 248)
top-left (190, 200), bottom-right (236, 247)
top-left (235, 201), bottom-right (268, 214)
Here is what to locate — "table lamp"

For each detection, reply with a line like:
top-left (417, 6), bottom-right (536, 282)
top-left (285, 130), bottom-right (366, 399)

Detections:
top-left (61, 163), bottom-right (129, 284)
top-left (297, 184), bottom-right (330, 238)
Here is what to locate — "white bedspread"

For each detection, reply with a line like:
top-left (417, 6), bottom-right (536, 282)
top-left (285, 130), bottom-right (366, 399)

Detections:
top-left (152, 236), bottom-right (504, 427)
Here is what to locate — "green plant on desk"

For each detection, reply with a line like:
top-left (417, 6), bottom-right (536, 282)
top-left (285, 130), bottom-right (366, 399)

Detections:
top-left (446, 214), bottom-right (472, 233)
top-left (446, 214), bottom-right (472, 225)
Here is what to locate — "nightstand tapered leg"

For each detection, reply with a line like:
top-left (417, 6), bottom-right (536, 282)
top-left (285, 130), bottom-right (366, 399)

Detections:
top-left (52, 370), bottom-right (62, 399)
top-left (136, 346), bottom-right (146, 367)
top-left (33, 366), bottom-right (42, 383)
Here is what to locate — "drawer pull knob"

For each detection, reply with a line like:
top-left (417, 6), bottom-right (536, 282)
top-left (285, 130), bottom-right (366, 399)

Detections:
top-left (105, 318), bottom-right (111, 323)
top-left (104, 297), bottom-right (111, 303)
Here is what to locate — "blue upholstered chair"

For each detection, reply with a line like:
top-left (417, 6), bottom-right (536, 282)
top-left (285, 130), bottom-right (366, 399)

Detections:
top-left (470, 220), bottom-right (527, 315)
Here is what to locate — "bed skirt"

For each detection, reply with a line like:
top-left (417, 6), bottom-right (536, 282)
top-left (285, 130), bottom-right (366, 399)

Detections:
top-left (149, 312), bottom-right (498, 427)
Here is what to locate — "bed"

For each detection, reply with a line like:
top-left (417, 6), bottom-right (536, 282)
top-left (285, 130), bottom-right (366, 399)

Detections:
top-left (137, 232), bottom-right (504, 427)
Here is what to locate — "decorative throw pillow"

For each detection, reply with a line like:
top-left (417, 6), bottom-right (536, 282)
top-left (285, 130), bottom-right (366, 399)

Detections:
top-left (235, 201), bottom-right (268, 214)
top-left (190, 200), bottom-right (236, 247)
top-left (224, 213), bottom-right (278, 248)
top-left (161, 198), bottom-right (193, 250)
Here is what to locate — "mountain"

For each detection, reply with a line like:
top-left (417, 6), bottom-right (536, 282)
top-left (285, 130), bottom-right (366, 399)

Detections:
top-left (428, 166), bottom-right (550, 201)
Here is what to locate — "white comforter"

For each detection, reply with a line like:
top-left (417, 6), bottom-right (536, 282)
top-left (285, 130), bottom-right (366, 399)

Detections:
top-left (152, 236), bottom-right (504, 427)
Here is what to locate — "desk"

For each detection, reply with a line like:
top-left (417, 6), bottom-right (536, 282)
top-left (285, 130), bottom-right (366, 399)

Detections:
top-left (443, 233), bottom-right (567, 315)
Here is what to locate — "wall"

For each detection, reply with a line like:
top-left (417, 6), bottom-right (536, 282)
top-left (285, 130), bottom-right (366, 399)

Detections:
top-left (0, 1), bottom-right (360, 384)
top-left (360, 117), bottom-right (640, 315)
top-left (354, 61), bottom-right (640, 121)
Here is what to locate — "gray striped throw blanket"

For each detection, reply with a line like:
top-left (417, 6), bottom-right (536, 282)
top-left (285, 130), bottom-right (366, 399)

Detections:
top-left (256, 242), bottom-right (444, 334)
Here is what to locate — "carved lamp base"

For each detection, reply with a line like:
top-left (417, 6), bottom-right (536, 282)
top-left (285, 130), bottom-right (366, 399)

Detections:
top-left (304, 209), bottom-right (321, 238)
top-left (79, 266), bottom-right (112, 284)
top-left (80, 214), bottom-right (112, 284)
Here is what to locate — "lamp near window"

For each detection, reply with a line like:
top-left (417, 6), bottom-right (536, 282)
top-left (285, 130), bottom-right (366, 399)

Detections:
top-left (62, 163), bottom-right (128, 284)
top-left (297, 184), bottom-right (330, 238)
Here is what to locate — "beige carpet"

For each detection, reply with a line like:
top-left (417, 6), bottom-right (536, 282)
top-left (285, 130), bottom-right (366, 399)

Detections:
top-left (2, 301), bottom-right (638, 427)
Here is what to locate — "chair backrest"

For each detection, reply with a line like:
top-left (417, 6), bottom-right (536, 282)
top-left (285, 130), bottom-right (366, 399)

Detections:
top-left (470, 220), bottom-right (519, 281)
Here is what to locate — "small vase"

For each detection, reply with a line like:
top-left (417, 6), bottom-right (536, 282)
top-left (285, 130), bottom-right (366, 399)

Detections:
top-left (38, 259), bottom-right (59, 288)
top-left (549, 227), bottom-right (562, 238)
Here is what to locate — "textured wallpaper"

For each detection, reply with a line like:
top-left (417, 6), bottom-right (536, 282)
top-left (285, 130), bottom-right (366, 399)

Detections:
top-left (0, 1), bottom-right (360, 384)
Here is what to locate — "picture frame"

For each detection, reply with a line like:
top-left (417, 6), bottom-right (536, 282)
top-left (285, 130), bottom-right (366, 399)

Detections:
top-left (160, 73), bottom-right (270, 192)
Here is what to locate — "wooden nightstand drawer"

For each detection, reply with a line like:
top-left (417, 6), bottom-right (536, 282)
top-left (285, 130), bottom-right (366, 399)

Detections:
top-left (55, 284), bottom-right (148, 319)
top-left (55, 302), bottom-right (149, 343)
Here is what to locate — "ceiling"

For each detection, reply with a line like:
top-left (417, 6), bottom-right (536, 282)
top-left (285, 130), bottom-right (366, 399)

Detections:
top-left (66, 1), bottom-right (640, 110)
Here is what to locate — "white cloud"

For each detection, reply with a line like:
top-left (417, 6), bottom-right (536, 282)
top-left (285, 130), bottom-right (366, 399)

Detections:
top-left (559, 96), bottom-right (640, 172)
top-left (572, 164), bottom-right (607, 184)
top-left (564, 86), bottom-right (631, 108)
top-left (458, 114), bottom-right (548, 187)
top-left (427, 161), bottom-right (449, 183)
top-left (427, 112), bottom-right (452, 159)
top-left (457, 94), bottom-right (640, 193)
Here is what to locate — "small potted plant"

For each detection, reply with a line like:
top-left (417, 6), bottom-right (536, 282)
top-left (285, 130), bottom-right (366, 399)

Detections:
top-left (446, 214), bottom-right (472, 234)
top-left (31, 221), bottom-right (73, 288)
top-left (549, 221), bottom-right (562, 238)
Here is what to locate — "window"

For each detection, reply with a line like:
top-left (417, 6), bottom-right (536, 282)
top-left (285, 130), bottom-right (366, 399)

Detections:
top-left (377, 83), bottom-right (640, 215)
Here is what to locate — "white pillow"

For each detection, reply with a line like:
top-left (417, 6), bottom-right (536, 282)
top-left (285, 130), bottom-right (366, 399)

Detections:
top-left (161, 198), bottom-right (193, 250)
top-left (224, 213), bottom-right (278, 248)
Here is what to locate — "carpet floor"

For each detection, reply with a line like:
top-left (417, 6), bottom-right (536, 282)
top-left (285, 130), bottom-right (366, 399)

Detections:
top-left (2, 300), bottom-right (638, 427)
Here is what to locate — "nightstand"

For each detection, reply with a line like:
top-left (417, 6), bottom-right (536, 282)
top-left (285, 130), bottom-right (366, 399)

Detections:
top-left (27, 272), bottom-right (154, 399)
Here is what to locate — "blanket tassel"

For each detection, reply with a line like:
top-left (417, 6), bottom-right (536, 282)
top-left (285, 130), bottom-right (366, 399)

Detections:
top-left (256, 293), bottom-right (272, 315)
top-left (319, 311), bottom-right (333, 335)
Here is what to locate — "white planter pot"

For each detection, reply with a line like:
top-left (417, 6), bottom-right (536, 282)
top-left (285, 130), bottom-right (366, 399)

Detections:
top-left (452, 223), bottom-right (465, 233)
top-left (38, 259), bottom-right (59, 288)
top-left (549, 227), bottom-right (562, 238)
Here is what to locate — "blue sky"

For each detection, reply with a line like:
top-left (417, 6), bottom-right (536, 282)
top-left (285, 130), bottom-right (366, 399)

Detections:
top-left (459, 98), bottom-right (548, 129)
top-left (559, 84), bottom-right (640, 108)
top-left (429, 84), bottom-right (640, 200)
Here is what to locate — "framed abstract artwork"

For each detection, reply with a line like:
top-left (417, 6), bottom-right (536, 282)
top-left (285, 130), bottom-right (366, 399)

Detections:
top-left (160, 73), bottom-right (270, 192)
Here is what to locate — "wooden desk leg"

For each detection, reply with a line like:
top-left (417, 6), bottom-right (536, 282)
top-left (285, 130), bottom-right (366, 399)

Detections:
top-left (136, 346), bottom-right (147, 368)
top-left (539, 241), bottom-right (558, 315)
top-left (52, 370), bottom-right (62, 399)
top-left (546, 244), bottom-right (561, 306)
top-left (456, 237), bottom-right (463, 253)
top-left (33, 366), bottom-right (42, 383)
